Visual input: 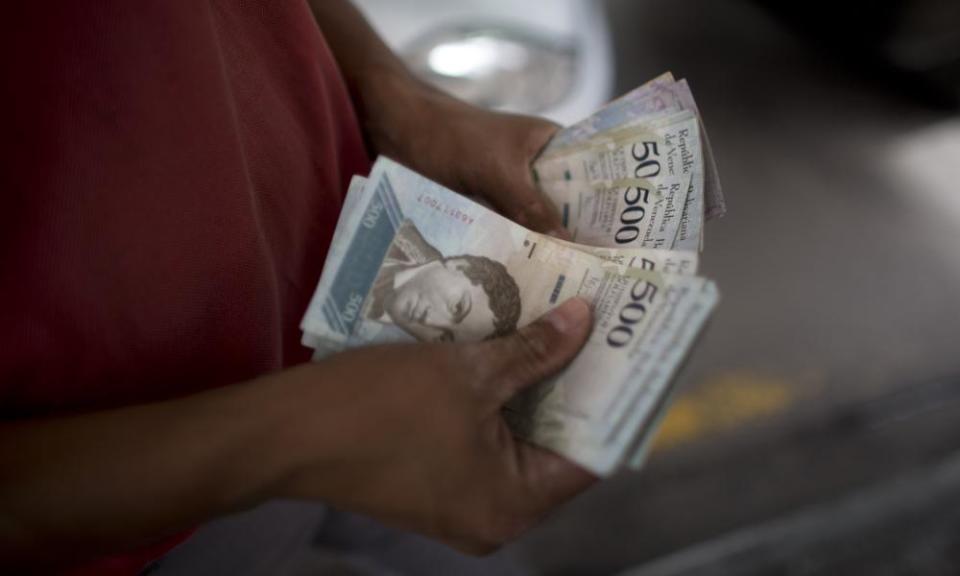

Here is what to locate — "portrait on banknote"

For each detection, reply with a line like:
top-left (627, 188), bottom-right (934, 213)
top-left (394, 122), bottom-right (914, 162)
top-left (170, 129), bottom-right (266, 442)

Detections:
top-left (364, 219), bottom-right (522, 343)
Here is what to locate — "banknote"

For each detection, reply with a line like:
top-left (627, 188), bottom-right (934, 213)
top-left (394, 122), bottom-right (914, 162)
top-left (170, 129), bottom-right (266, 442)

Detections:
top-left (304, 174), bottom-right (700, 349)
top-left (300, 157), bottom-right (718, 474)
top-left (544, 73), bottom-right (725, 220)
top-left (301, 175), bottom-right (369, 352)
top-left (544, 72), bottom-right (677, 150)
top-left (534, 111), bottom-right (699, 182)
top-left (552, 237), bottom-right (699, 277)
top-left (535, 111), bottom-right (705, 252)
top-left (337, 177), bottom-right (700, 280)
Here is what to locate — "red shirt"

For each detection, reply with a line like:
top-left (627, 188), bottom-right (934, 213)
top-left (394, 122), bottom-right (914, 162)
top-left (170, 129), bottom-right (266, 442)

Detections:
top-left (2, 1), bottom-right (369, 572)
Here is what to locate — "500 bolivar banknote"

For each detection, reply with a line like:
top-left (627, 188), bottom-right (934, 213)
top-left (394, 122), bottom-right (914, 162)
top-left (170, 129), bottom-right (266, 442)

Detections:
top-left (300, 157), bottom-right (718, 475)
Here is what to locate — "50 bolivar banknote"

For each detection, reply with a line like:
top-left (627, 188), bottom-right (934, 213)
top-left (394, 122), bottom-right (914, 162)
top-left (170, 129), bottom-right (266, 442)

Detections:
top-left (534, 72), bottom-right (725, 256)
top-left (541, 71), bottom-right (724, 221)
top-left (300, 157), bottom-right (719, 476)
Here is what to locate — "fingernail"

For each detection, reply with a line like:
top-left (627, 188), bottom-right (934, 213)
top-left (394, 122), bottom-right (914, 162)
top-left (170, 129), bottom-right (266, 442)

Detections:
top-left (546, 298), bottom-right (591, 334)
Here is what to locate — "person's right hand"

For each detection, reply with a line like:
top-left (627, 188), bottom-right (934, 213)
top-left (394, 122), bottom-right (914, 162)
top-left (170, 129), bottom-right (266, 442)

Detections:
top-left (267, 298), bottom-right (596, 554)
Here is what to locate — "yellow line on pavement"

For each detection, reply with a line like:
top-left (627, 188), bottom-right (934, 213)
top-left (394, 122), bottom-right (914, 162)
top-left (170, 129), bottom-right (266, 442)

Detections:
top-left (652, 370), bottom-right (797, 452)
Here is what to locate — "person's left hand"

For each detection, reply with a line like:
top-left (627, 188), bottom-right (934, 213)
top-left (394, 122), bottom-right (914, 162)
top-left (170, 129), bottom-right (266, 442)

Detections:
top-left (358, 75), bottom-right (568, 237)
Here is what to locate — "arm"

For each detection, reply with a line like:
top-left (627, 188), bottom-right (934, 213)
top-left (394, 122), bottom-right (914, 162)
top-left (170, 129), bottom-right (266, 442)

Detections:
top-left (307, 0), bottom-right (569, 236)
top-left (0, 370), bottom-right (308, 570)
top-left (1, 299), bottom-right (594, 569)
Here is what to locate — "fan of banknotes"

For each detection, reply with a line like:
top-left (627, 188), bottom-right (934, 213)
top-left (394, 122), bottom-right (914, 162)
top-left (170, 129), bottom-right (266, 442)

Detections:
top-left (300, 73), bottom-right (723, 476)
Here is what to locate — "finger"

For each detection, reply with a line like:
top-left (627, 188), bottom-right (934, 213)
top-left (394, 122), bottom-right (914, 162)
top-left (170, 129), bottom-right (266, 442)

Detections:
top-left (506, 121), bottom-right (567, 236)
top-left (513, 114), bottom-right (560, 166)
top-left (499, 180), bottom-right (568, 239)
top-left (473, 116), bottom-right (568, 237)
top-left (480, 297), bottom-right (592, 407)
top-left (516, 442), bottom-right (598, 514)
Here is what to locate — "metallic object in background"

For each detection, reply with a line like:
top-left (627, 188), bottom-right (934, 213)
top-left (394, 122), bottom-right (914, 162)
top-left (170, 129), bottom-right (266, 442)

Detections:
top-left (403, 24), bottom-right (576, 114)
top-left (352, 0), bottom-right (614, 124)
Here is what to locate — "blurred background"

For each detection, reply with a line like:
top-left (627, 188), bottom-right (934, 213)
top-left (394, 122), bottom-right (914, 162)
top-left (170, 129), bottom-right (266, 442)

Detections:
top-left (158, 0), bottom-right (960, 574)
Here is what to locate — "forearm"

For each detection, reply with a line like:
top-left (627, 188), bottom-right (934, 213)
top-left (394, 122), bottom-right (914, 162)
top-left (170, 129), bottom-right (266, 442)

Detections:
top-left (306, 0), bottom-right (459, 163)
top-left (0, 368), bottom-right (320, 569)
top-left (306, 0), bottom-right (411, 94)
top-left (304, 0), bottom-right (564, 237)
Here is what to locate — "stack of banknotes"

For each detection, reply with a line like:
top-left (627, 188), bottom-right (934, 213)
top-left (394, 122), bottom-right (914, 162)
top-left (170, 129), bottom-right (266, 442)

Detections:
top-left (300, 73), bottom-right (723, 476)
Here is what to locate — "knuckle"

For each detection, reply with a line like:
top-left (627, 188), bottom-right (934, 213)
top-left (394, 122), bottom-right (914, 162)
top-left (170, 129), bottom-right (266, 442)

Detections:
top-left (460, 341), bottom-right (530, 404)
top-left (507, 204), bottom-right (531, 227)
top-left (451, 341), bottom-right (484, 369)
top-left (523, 122), bottom-right (558, 157)
top-left (491, 325), bottom-right (557, 388)
top-left (447, 492), bottom-right (537, 556)
top-left (515, 324), bottom-right (553, 366)
top-left (521, 198), bottom-right (549, 221)
top-left (446, 506), bottom-right (511, 556)
top-left (468, 519), bottom-right (513, 554)
top-left (458, 342), bottom-right (497, 384)
top-left (480, 493), bottom-right (536, 540)
top-left (433, 345), bottom-right (466, 380)
top-left (456, 539), bottom-right (501, 557)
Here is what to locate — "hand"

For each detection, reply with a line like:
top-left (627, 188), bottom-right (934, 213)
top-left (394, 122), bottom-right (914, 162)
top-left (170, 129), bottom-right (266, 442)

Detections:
top-left (359, 74), bottom-right (567, 237)
top-left (271, 298), bottom-right (595, 554)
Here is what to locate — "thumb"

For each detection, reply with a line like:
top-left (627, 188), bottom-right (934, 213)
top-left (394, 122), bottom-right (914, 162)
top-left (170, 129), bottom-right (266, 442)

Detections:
top-left (480, 297), bottom-right (592, 407)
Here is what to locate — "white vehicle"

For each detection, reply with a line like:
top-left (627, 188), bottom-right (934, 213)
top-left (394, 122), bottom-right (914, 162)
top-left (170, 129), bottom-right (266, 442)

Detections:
top-left (353, 0), bottom-right (614, 124)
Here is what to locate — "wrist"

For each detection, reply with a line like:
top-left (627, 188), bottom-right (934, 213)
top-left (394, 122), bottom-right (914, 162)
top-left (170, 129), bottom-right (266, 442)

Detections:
top-left (354, 65), bottom-right (463, 167)
top-left (355, 66), bottom-right (424, 155)
top-left (231, 364), bottom-right (369, 506)
top-left (199, 367), bottom-right (339, 514)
